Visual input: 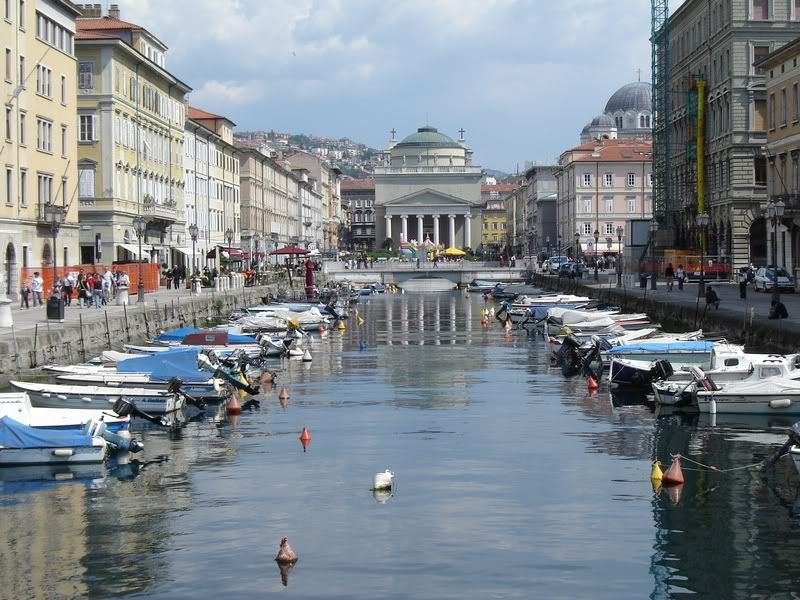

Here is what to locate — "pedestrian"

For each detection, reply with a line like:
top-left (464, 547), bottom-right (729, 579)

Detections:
top-left (103, 269), bottom-right (113, 304)
top-left (76, 274), bottom-right (90, 308)
top-left (31, 272), bottom-right (44, 306)
top-left (769, 299), bottom-right (789, 319)
top-left (63, 271), bottom-right (75, 306)
top-left (665, 262), bottom-right (674, 291)
top-left (92, 273), bottom-right (104, 308)
top-left (20, 279), bottom-right (30, 309)
top-left (738, 268), bottom-right (748, 300)
top-left (676, 264), bottom-right (685, 291)
top-left (172, 266), bottom-right (180, 291)
top-left (705, 285), bottom-right (720, 310)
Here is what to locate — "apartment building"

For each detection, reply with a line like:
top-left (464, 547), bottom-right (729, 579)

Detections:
top-left (2, 0), bottom-right (81, 298)
top-left (286, 150), bottom-right (341, 251)
top-left (340, 178), bottom-right (375, 251)
top-left (523, 165), bottom-right (558, 257)
top-left (74, 4), bottom-right (190, 267)
top-left (480, 183), bottom-right (512, 256)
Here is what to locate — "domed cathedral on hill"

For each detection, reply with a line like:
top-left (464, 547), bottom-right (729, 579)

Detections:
top-left (580, 81), bottom-right (653, 143)
top-left (373, 126), bottom-right (483, 250)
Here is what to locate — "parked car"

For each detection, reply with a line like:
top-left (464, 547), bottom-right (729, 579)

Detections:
top-left (548, 255), bottom-right (569, 274)
top-left (753, 267), bottom-right (796, 292)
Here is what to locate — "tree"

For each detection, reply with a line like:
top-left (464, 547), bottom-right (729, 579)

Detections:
top-left (382, 237), bottom-right (393, 251)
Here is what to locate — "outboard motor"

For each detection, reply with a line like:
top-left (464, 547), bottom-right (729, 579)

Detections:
top-left (761, 421), bottom-right (800, 472)
top-left (650, 359), bottom-right (674, 382)
top-left (197, 355), bottom-right (259, 396)
top-left (113, 396), bottom-right (175, 428)
top-left (580, 336), bottom-right (604, 379)
top-left (167, 378), bottom-right (207, 410)
top-left (85, 420), bottom-right (144, 453)
top-left (557, 334), bottom-right (585, 376)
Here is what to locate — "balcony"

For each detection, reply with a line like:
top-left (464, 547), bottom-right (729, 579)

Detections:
top-left (772, 193), bottom-right (800, 211)
top-left (78, 195), bottom-right (182, 228)
top-left (374, 165), bottom-right (483, 175)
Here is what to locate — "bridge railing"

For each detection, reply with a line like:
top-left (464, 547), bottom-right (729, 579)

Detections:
top-left (324, 260), bottom-right (525, 272)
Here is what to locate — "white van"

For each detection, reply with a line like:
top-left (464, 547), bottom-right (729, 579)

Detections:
top-left (548, 255), bottom-right (569, 274)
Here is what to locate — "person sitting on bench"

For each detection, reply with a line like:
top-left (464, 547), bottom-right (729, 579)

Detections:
top-left (705, 286), bottom-right (720, 310)
top-left (769, 299), bottom-right (789, 320)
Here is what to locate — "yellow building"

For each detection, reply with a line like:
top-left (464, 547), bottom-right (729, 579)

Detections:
top-left (74, 4), bottom-right (190, 267)
top-left (1, 0), bottom-right (81, 298)
top-left (480, 183), bottom-right (512, 257)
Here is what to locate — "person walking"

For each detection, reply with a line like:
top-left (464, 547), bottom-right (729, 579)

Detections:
top-left (63, 272), bottom-right (75, 306)
top-left (676, 264), bottom-right (685, 291)
top-left (20, 279), bottom-right (30, 309)
top-left (31, 272), bottom-right (44, 306)
top-left (92, 273), bottom-right (104, 308)
top-left (665, 262), bottom-right (675, 291)
top-left (76, 274), bottom-right (90, 308)
top-left (738, 268), bottom-right (748, 300)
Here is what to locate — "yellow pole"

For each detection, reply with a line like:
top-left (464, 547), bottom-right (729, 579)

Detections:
top-left (696, 79), bottom-right (706, 252)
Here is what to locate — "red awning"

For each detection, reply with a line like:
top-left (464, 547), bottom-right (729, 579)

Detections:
top-left (269, 245), bottom-right (308, 256)
top-left (206, 247), bottom-right (245, 259)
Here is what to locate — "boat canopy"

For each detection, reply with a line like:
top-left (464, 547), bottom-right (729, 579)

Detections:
top-left (608, 341), bottom-right (714, 354)
top-left (117, 348), bottom-right (209, 382)
top-left (0, 416), bottom-right (94, 448)
top-left (154, 327), bottom-right (256, 345)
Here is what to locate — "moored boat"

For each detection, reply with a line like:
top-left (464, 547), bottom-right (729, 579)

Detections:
top-left (0, 416), bottom-right (108, 465)
top-left (10, 381), bottom-right (178, 414)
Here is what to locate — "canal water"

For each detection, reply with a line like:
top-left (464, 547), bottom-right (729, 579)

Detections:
top-left (2, 292), bottom-right (800, 599)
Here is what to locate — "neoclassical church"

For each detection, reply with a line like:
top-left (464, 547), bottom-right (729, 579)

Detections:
top-left (580, 81), bottom-right (653, 143)
top-left (374, 127), bottom-right (483, 249)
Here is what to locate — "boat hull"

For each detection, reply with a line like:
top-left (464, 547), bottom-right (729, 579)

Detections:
top-left (696, 394), bottom-right (800, 415)
top-left (0, 444), bottom-right (107, 466)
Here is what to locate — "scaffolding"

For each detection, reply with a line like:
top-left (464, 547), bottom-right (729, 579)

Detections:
top-left (651, 0), bottom-right (671, 227)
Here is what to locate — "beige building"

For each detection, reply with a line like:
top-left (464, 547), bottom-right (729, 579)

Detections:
top-left (286, 150), bottom-right (341, 251)
top-left (2, 0), bottom-right (81, 298)
top-left (74, 4), bottom-right (190, 267)
top-left (183, 107), bottom-right (239, 268)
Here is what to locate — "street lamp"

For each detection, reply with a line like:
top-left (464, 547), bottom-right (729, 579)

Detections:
top-left (695, 212), bottom-right (710, 298)
top-left (616, 225), bottom-right (624, 288)
top-left (189, 223), bottom-right (199, 276)
top-left (593, 229), bottom-right (600, 281)
top-left (44, 203), bottom-right (65, 301)
top-left (133, 215), bottom-right (147, 302)
top-left (253, 232), bottom-right (261, 280)
top-left (649, 220), bottom-right (659, 290)
top-left (574, 231), bottom-right (580, 260)
top-left (768, 199), bottom-right (786, 303)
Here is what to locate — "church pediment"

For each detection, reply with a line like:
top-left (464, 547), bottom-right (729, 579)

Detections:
top-left (384, 188), bottom-right (472, 207)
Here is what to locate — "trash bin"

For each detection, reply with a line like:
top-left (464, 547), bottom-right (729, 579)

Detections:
top-left (639, 274), bottom-right (648, 288)
top-left (46, 295), bottom-right (65, 321)
top-left (116, 285), bottom-right (129, 305)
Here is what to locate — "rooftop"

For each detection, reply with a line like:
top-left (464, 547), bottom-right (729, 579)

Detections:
top-left (564, 138), bottom-right (653, 163)
top-left (340, 179), bottom-right (375, 191)
top-left (395, 126), bottom-right (464, 149)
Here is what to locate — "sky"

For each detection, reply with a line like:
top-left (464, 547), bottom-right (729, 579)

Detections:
top-left (113, 0), bottom-right (686, 173)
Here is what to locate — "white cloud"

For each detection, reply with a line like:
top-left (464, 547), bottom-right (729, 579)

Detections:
top-left (191, 80), bottom-right (265, 107)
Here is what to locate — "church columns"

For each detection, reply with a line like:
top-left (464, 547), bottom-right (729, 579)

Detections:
top-left (433, 215), bottom-right (440, 245)
top-left (448, 214), bottom-right (456, 248)
top-left (464, 214), bottom-right (471, 249)
top-left (401, 215), bottom-right (408, 240)
top-left (417, 215), bottom-right (424, 243)
top-left (385, 215), bottom-right (392, 241)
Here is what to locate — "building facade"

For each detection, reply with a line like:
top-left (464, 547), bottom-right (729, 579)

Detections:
top-left (285, 150), bottom-right (341, 251)
top-left (74, 4), bottom-right (190, 268)
top-left (479, 183), bottom-right (513, 257)
top-left (2, 0), bottom-right (81, 298)
top-left (504, 185), bottom-right (527, 256)
top-left (374, 126), bottom-right (482, 250)
top-left (523, 165), bottom-right (558, 257)
top-left (555, 139), bottom-right (653, 258)
top-left (667, 0), bottom-right (800, 271)
top-left (340, 178), bottom-right (375, 250)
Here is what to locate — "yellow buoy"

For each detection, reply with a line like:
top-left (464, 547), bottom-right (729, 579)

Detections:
top-left (650, 460), bottom-right (663, 483)
top-left (357, 316), bottom-right (365, 327)
top-left (337, 320), bottom-right (346, 331)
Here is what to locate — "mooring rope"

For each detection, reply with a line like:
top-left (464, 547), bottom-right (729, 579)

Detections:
top-left (670, 452), bottom-right (766, 474)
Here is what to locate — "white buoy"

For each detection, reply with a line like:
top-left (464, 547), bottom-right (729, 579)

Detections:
top-left (302, 349), bottom-right (312, 362)
top-left (489, 307), bottom-right (495, 317)
top-left (708, 398), bottom-right (717, 414)
top-left (769, 398), bottom-right (792, 409)
top-left (373, 469), bottom-right (394, 490)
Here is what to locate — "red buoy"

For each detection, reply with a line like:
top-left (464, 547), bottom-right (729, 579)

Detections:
top-left (299, 426), bottom-right (311, 452)
top-left (226, 393), bottom-right (242, 416)
top-left (279, 385), bottom-right (289, 401)
top-left (662, 456), bottom-right (685, 486)
top-left (587, 375), bottom-right (599, 391)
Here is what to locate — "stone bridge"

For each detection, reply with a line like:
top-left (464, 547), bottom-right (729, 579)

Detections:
top-left (323, 261), bottom-right (528, 286)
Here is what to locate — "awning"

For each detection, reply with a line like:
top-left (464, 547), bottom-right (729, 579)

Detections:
top-left (119, 243), bottom-right (151, 259)
top-left (172, 247), bottom-right (192, 257)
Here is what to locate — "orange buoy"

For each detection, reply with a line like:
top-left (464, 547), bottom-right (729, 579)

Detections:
top-left (319, 325), bottom-right (325, 335)
top-left (227, 392), bottom-right (242, 415)
top-left (587, 375), bottom-right (600, 391)
top-left (661, 456), bottom-right (685, 486)
top-left (299, 425), bottom-right (311, 451)
top-left (279, 385), bottom-right (289, 401)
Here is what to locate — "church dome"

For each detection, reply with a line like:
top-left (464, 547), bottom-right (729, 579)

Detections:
top-left (396, 126), bottom-right (462, 149)
top-left (590, 114), bottom-right (615, 128)
top-left (604, 82), bottom-right (652, 114)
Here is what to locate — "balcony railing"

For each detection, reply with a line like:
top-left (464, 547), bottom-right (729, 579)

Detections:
top-left (374, 165), bottom-right (483, 175)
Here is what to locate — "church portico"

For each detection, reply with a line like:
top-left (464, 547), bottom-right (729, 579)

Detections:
top-left (381, 205), bottom-right (475, 248)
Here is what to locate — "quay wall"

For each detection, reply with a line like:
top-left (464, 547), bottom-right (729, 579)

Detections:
top-left (0, 286), bottom-right (280, 386)
top-left (529, 274), bottom-right (799, 354)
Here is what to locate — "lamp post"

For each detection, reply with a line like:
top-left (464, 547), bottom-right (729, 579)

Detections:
top-left (649, 220), bottom-right (659, 290)
top-left (768, 199), bottom-right (786, 303)
top-left (253, 233), bottom-right (261, 280)
top-left (545, 235), bottom-right (550, 257)
top-left (44, 203), bottom-right (65, 301)
top-left (616, 225), bottom-right (624, 288)
top-left (593, 229), bottom-right (599, 281)
top-left (189, 223), bottom-right (198, 276)
top-left (695, 212), bottom-right (710, 298)
top-left (133, 215), bottom-right (147, 302)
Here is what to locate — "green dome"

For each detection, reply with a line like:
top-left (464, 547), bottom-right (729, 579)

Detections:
top-left (396, 126), bottom-right (462, 148)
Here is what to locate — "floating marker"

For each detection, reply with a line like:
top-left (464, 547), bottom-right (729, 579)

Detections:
top-left (372, 469), bottom-right (394, 491)
top-left (227, 393), bottom-right (242, 416)
top-left (275, 536), bottom-right (298, 564)
top-left (279, 385), bottom-right (289, 401)
top-left (302, 349), bottom-right (313, 362)
top-left (337, 320), bottom-right (346, 331)
top-left (587, 375), bottom-right (599, 391)
top-left (650, 460), bottom-right (663, 483)
top-left (661, 456), bottom-right (685, 486)
top-left (357, 315), bottom-right (365, 327)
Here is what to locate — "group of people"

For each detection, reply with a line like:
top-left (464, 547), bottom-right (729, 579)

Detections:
top-left (344, 255), bottom-right (373, 270)
top-left (164, 265), bottom-right (188, 290)
top-left (663, 263), bottom-right (688, 291)
top-left (20, 269), bottom-right (131, 309)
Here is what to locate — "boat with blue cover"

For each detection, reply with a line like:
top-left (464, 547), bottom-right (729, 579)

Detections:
top-left (604, 340), bottom-right (714, 364)
top-left (0, 416), bottom-right (108, 465)
top-left (0, 393), bottom-right (129, 432)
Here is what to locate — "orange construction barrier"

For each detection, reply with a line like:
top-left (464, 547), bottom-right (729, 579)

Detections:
top-left (21, 263), bottom-right (161, 295)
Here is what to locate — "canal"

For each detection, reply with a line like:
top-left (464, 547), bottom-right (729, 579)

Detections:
top-left (2, 292), bottom-right (800, 599)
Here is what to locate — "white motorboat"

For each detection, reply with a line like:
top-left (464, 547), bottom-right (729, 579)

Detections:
top-left (53, 373), bottom-right (225, 401)
top-left (512, 294), bottom-right (592, 309)
top-left (0, 393), bottom-right (129, 432)
top-left (0, 416), bottom-right (108, 465)
top-left (10, 381), bottom-right (178, 414)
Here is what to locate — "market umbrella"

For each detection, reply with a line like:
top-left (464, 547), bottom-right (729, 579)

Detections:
top-left (269, 246), bottom-right (309, 256)
top-left (443, 247), bottom-right (466, 256)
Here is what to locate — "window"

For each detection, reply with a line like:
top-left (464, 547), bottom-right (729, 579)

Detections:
top-left (492, 222), bottom-right (498, 230)
top-left (604, 173), bottom-right (613, 187)
top-left (4, 0), bottom-right (9, 20)
top-left (754, 45), bottom-right (770, 74)
top-left (781, 88), bottom-right (787, 126)
top-left (583, 223), bottom-right (592, 235)
top-left (4, 106), bottom-right (10, 140)
top-left (794, 84), bottom-right (799, 122)
top-left (605, 196), bottom-right (613, 213)
top-left (4, 48), bottom-right (10, 82)
top-left (769, 93), bottom-right (776, 129)
top-left (626, 173), bottom-right (635, 187)
top-left (5, 167), bottom-right (11, 205)
top-left (752, 0), bottom-right (769, 20)
top-left (627, 197), bottom-right (636, 213)
top-left (19, 168), bottom-right (26, 205)
top-left (78, 165), bottom-right (95, 198)
top-left (35, 64), bottom-right (51, 97)
top-left (755, 156), bottom-right (767, 185)
top-left (18, 0), bottom-right (23, 28)
top-left (605, 223), bottom-right (614, 235)
top-left (37, 173), bottom-right (52, 207)
top-left (582, 173), bottom-right (592, 187)
top-left (615, 115), bottom-right (623, 128)
top-left (36, 117), bottom-right (52, 152)
top-left (78, 62), bottom-right (93, 89)
top-left (18, 111), bottom-right (24, 144)
top-left (793, 154), bottom-right (799, 193)
top-left (583, 197), bottom-right (591, 213)
top-left (78, 114), bottom-right (96, 142)
top-left (754, 98), bottom-right (767, 130)
top-left (18, 55), bottom-right (24, 87)
top-left (639, 115), bottom-right (651, 128)
top-left (61, 125), bottom-right (66, 156)
top-left (60, 74), bottom-right (65, 104)
top-left (795, 0), bottom-right (800, 19)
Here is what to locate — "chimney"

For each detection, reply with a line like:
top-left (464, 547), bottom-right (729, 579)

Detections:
top-left (108, 3), bottom-right (120, 18)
